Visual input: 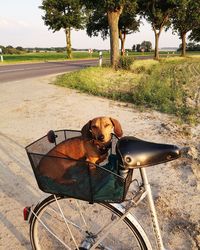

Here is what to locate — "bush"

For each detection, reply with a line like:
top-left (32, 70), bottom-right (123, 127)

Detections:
top-left (117, 56), bottom-right (134, 70)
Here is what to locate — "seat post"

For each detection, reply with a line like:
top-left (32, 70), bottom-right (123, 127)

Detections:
top-left (140, 168), bottom-right (165, 250)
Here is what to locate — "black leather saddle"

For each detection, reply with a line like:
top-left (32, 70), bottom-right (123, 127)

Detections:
top-left (116, 136), bottom-right (182, 169)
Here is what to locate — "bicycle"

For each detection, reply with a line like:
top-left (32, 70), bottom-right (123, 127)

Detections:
top-left (24, 129), bottom-right (189, 250)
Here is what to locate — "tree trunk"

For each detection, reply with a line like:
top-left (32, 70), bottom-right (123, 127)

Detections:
top-left (121, 38), bottom-right (125, 56)
top-left (181, 32), bottom-right (186, 57)
top-left (65, 27), bottom-right (72, 59)
top-left (154, 32), bottom-right (160, 60)
top-left (119, 31), bottom-right (126, 56)
top-left (107, 8), bottom-right (123, 68)
top-left (152, 16), bottom-right (168, 60)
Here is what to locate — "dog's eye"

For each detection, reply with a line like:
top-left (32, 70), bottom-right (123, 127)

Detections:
top-left (105, 124), bottom-right (111, 127)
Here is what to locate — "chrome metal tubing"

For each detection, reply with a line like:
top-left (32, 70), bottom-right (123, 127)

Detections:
top-left (140, 168), bottom-right (165, 250)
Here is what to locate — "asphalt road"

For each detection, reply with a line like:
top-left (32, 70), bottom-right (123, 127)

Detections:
top-left (0, 59), bottom-right (98, 83)
top-left (0, 56), bottom-right (159, 83)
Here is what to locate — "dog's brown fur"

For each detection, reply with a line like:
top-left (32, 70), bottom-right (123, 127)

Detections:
top-left (39, 117), bottom-right (123, 184)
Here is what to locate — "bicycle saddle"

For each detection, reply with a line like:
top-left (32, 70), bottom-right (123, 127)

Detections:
top-left (116, 136), bottom-right (181, 169)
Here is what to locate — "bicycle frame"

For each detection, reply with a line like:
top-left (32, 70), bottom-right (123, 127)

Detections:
top-left (76, 167), bottom-right (165, 250)
top-left (101, 167), bottom-right (165, 250)
top-left (139, 168), bottom-right (165, 250)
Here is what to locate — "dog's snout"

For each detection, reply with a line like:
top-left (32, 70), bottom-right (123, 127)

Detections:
top-left (98, 134), bottom-right (105, 141)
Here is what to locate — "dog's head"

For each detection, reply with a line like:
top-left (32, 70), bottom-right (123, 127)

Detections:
top-left (81, 117), bottom-right (123, 143)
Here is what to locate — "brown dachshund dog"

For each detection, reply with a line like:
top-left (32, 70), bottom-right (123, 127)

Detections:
top-left (39, 117), bottom-right (123, 184)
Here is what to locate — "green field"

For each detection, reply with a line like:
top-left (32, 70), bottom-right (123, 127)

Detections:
top-left (0, 50), bottom-right (188, 64)
top-left (54, 56), bottom-right (200, 124)
top-left (1, 51), bottom-right (99, 63)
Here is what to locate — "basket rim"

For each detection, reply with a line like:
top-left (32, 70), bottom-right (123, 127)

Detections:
top-left (25, 129), bottom-right (81, 151)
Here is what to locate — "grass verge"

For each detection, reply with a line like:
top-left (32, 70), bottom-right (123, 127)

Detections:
top-left (54, 57), bottom-right (200, 124)
top-left (55, 66), bottom-right (141, 102)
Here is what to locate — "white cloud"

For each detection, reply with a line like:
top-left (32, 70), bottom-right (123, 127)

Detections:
top-left (17, 20), bottom-right (30, 28)
top-left (0, 17), bottom-right (31, 29)
top-left (0, 18), bottom-right (9, 27)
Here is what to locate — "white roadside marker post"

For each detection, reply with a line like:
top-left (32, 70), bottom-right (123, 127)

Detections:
top-left (0, 48), bottom-right (3, 62)
top-left (99, 51), bottom-right (102, 67)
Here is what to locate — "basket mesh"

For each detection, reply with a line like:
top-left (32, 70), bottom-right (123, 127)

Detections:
top-left (26, 130), bottom-right (132, 203)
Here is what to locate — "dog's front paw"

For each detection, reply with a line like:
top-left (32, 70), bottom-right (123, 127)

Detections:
top-left (89, 164), bottom-right (96, 171)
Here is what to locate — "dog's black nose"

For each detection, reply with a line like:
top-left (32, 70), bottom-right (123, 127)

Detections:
top-left (98, 135), bottom-right (105, 141)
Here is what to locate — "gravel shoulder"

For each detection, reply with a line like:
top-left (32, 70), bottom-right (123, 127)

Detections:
top-left (0, 74), bottom-right (199, 249)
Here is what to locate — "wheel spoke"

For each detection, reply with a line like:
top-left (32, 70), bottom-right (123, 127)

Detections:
top-left (46, 205), bottom-right (84, 232)
top-left (30, 195), bottom-right (149, 250)
top-left (31, 207), bottom-right (71, 249)
top-left (54, 195), bottom-right (79, 249)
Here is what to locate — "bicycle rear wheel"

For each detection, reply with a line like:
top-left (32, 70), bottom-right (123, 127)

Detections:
top-left (30, 195), bottom-right (149, 250)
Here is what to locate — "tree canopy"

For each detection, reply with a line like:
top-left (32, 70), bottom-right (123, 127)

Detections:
top-left (170, 0), bottom-right (200, 56)
top-left (138, 0), bottom-right (175, 59)
top-left (86, 1), bottom-right (139, 56)
top-left (40, 0), bottom-right (85, 58)
top-left (118, 2), bottom-right (140, 55)
top-left (140, 41), bottom-right (152, 52)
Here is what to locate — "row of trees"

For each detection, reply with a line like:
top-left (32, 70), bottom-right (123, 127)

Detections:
top-left (0, 45), bottom-right (27, 54)
top-left (39, 0), bottom-right (200, 68)
top-left (178, 42), bottom-right (200, 51)
top-left (3, 42), bottom-right (199, 54)
top-left (0, 45), bottom-right (66, 54)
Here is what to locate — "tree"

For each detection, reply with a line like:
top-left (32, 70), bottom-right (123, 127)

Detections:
top-left (16, 46), bottom-right (26, 52)
top-left (40, 0), bottom-right (85, 59)
top-left (85, 1), bottom-right (125, 68)
top-left (118, 2), bottom-right (140, 56)
top-left (140, 41), bottom-right (152, 52)
top-left (178, 42), bottom-right (200, 51)
top-left (138, 0), bottom-right (175, 60)
top-left (106, 2), bottom-right (124, 67)
top-left (4, 46), bottom-right (20, 54)
top-left (85, 1), bottom-right (140, 68)
top-left (86, 2), bottom-right (139, 57)
top-left (171, 0), bottom-right (200, 57)
top-left (136, 44), bottom-right (141, 52)
top-left (187, 42), bottom-right (200, 51)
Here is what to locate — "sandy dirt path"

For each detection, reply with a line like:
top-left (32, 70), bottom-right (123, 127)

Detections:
top-left (0, 75), bottom-right (199, 250)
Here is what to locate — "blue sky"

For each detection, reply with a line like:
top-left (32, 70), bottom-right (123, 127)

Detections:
top-left (0, 0), bottom-right (182, 49)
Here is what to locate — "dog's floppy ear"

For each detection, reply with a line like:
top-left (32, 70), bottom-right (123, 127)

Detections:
top-left (110, 118), bottom-right (123, 137)
top-left (81, 120), bottom-right (92, 139)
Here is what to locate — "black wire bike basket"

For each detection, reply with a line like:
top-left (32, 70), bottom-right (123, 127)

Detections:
top-left (25, 130), bottom-right (133, 203)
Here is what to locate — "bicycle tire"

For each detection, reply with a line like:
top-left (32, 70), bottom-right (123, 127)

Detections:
top-left (30, 195), bottom-right (150, 250)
